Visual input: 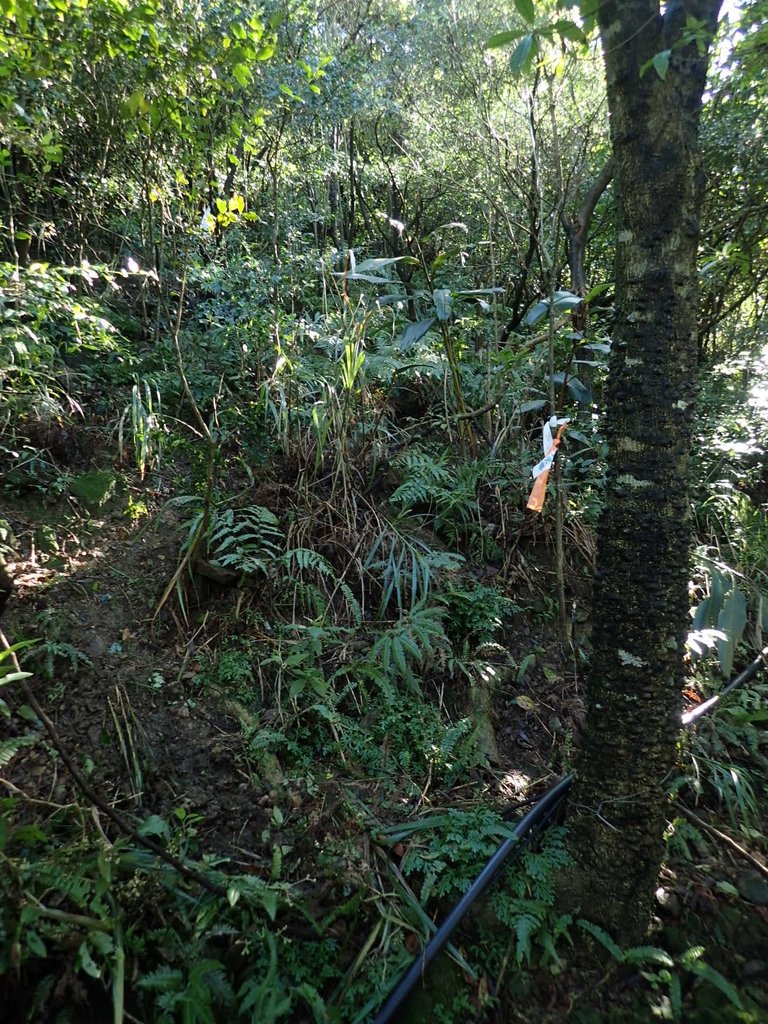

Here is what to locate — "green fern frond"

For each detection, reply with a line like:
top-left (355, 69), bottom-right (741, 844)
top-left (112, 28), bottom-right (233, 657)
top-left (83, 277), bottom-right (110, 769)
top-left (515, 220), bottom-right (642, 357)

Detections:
top-left (282, 547), bottom-right (334, 576)
top-left (366, 526), bottom-right (464, 615)
top-left (137, 966), bottom-right (185, 991)
top-left (369, 604), bottom-right (450, 690)
top-left (33, 861), bottom-right (93, 909)
top-left (0, 733), bottom-right (37, 767)
top-left (208, 506), bottom-right (283, 571)
top-left (576, 918), bottom-right (623, 960)
top-left (391, 450), bottom-right (452, 510)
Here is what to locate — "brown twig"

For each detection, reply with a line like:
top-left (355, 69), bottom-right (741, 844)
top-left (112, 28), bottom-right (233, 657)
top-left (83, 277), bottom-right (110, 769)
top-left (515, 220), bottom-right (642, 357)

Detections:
top-left (679, 803), bottom-right (768, 879)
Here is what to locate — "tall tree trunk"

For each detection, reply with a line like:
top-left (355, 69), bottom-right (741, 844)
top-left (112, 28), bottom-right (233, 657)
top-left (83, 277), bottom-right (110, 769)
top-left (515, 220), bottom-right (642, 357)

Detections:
top-left (559, 0), bottom-right (722, 941)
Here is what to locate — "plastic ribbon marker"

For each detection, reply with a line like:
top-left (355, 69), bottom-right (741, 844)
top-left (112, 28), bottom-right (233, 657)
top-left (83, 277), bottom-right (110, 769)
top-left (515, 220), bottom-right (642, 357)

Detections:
top-left (527, 417), bottom-right (568, 513)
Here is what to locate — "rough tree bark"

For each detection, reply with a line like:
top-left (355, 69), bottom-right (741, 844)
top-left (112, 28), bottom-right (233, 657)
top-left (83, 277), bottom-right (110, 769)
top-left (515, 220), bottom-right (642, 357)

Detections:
top-left (559, 0), bottom-right (722, 940)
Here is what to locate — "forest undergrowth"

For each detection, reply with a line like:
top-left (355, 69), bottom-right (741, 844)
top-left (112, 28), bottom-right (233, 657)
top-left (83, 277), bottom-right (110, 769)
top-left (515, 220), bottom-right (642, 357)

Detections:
top-left (2, 0), bottom-right (768, 1016)
top-left (1, 240), bottom-right (767, 1024)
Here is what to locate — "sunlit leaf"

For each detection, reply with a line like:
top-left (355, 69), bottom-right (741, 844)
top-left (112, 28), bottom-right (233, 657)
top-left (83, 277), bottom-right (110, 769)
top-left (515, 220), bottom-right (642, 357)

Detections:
top-left (716, 587), bottom-right (747, 677)
top-left (512, 0), bottom-right (536, 25)
top-left (433, 288), bottom-right (453, 321)
top-left (509, 34), bottom-right (538, 75)
top-left (553, 18), bottom-right (586, 43)
top-left (354, 257), bottom-right (404, 272)
top-left (485, 29), bottom-right (527, 49)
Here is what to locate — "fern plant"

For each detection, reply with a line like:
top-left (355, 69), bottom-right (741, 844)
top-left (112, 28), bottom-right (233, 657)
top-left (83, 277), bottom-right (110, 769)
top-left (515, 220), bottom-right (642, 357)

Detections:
top-left (365, 524), bottom-right (464, 616)
top-left (577, 920), bottom-right (744, 1020)
top-left (208, 505), bottom-right (284, 575)
top-left (391, 448), bottom-right (490, 550)
top-left (281, 547), bottom-right (362, 626)
top-left (488, 829), bottom-right (574, 968)
top-left (138, 959), bottom-right (234, 1024)
top-left (368, 604), bottom-right (450, 692)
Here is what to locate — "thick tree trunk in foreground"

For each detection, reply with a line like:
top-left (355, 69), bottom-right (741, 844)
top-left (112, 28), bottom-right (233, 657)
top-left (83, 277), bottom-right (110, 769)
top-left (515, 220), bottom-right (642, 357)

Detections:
top-left (560, 0), bottom-right (722, 940)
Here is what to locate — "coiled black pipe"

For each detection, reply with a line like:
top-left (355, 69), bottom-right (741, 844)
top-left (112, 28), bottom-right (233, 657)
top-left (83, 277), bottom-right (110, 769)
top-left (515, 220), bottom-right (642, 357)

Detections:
top-left (371, 645), bottom-right (768, 1024)
top-left (372, 773), bottom-right (574, 1024)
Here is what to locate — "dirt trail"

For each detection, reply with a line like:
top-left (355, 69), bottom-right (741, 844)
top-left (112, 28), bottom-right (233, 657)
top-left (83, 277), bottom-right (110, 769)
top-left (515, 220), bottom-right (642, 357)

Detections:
top-left (2, 493), bottom-right (270, 855)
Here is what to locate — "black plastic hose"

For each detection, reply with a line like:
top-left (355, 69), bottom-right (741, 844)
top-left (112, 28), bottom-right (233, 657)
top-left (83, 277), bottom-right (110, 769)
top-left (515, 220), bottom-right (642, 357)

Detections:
top-left (682, 644), bottom-right (768, 725)
top-left (372, 773), bottom-right (574, 1024)
top-left (370, 645), bottom-right (768, 1023)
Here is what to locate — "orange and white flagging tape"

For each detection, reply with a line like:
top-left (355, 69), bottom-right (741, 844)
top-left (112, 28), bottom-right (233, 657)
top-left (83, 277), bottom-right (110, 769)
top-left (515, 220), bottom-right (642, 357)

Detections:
top-left (527, 422), bottom-right (568, 513)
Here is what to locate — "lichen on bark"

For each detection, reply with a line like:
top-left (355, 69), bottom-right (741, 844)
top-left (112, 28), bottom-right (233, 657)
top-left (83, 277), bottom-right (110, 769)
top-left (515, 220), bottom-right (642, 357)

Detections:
top-left (557, 0), bottom-right (723, 942)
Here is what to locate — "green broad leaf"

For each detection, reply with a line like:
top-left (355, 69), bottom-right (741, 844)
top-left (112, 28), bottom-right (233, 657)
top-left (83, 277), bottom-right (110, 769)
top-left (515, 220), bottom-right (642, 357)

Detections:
top-left (509, 33), bottom-right (538, 75)
top-left (519, 399), bottom-right (547, 413)
top-left (310, 676), bottom-right (329, 697)
top-left (375, 293), bottom-right (407, 307)
top-left (652, 50), bottom-right (671, 80)
top-left (215, 198), bottom-right (228, 214)
top-left (525, 299), bottom-right (549, 325)
top-left (228, 194), bottom-right (245, 213)
top-left (427, 221), bottom-right (468, 237)
top-left (692, 595), bottom-right (715, 631)
top-left (454, 288), bottom-right (504, 297)
top-left (137, 814), bottom-right (171, 840)
top-left (233, 63), bottom-right (252, 87)
top-left (583, 281), bottom-right (613, 303)
top-left (433, 288), bottom-right (453, 321)
top-left (581, 341), bottom-right (611, 354)
top-left (0, 670), bottom-right (32, 685)
top-left (279, 84), bottom-right (304, 103)
top-left (553, 18), bottom-right (586, 43)
top-left (26, 931), bottom-right (47, 958)
top-left (715, 880), bottom-right (740, 896)
top-left (125, 90), bottom-right (150, 116)
top-left (552, 372), bottom-right (591, 405)
top-left (353, 257), bottom-right (404, 272)
top-left (256, 44), bottom-right (275, 60)
top-left (566, 377), bottom-right (592, 404)
top-left (77, 941), bottom-right (102, 980)
top-left (527, 290), bottom-right (583, 324)
top-left (341, 273), bottom-right (394, 284)
top-left (709, 568), bottom-right (726, 617)
top-left (716, 587), bottom-right (747, 677)
top-left (485, 29), bottom-right (527, 48)
top-left (551, 289), bottom-right (584, 311)
top-left (512, 0), bottom-right (536, 25)
top-left (0, 638), bottom-right (38, 659)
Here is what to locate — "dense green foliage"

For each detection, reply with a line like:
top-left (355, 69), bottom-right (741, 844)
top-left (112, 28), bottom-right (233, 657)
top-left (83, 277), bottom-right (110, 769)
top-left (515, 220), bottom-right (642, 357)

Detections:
top-left (1, 0), bottom-right (767, 1021)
